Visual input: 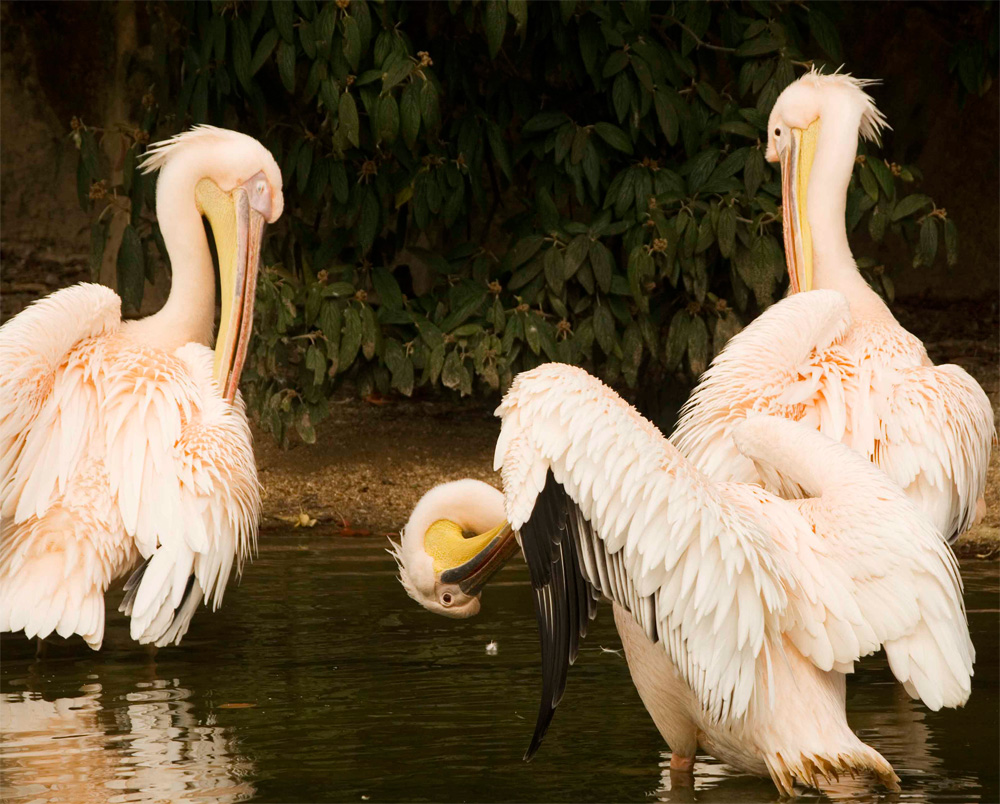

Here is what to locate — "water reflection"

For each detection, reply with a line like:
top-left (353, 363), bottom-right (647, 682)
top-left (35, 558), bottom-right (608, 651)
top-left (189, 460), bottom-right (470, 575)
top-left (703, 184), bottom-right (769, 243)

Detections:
top-left (1, 678), bottom-right (253, 803)
top-left (0, 536), bottom-right (995, 803)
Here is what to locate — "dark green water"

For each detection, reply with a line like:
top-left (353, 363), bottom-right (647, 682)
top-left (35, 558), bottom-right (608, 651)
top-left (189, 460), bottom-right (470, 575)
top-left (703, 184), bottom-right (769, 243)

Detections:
top-left (1, 531), bottom-right (997, 803)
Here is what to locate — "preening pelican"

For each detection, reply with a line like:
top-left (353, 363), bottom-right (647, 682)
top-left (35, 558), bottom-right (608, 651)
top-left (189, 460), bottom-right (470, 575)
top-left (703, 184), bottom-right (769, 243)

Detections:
top-left (673, 71), bottom-right (994, 543)
top-left (393, 363), bottom-right (974, 795)
top-left (0, 126), bottom-right (283, 649)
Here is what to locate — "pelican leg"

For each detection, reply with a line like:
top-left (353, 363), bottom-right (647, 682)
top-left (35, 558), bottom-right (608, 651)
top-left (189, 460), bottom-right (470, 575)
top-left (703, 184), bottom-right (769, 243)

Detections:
top-left (669, 753), bottom-right (695, 772)
top-left (35, 637), bottom-right (48, 659)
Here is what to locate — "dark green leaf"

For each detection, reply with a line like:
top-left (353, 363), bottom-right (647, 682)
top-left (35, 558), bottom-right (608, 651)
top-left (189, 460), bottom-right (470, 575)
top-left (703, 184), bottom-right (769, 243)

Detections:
top-left (340, 92), bottom-right (360, 147)
top-left (915, 217), bottom-right (939, 267)
top-left (358, 186), bottom-right (379, 254)
top-left (719, 121), bottom-right (758, 139)
top-left (612, 72), bottom-right (633, 123)
top-left (251, 28), bottom-right (280, 75)
top-left (654, 90), bottom-right (679, 145)
top-left (859, 162), bottom-right (879, 202)
top-left (544, 247), bottom-right (565, 293)
top-left (565, 235), bottom-right (590, 278)
top-left (299, 19), bottom-right (316, 59)
top-left (343, 15), bottom-right (361, 71)
top-left (484, 0), bottom-right (507, 59)
top-left (487, 123), bottom-right (513, 182)
top-left (589, 240), bottom-right (614, 293)
top-left (685, 149), bottom-right (719, 194)
top-left (233, 19), bottom-right (253, 91)
top-left (744, 147), bottom-right (765, 198)
top-left (401, 82), bottom-right (421, 148)
top-left (382, 59), bottom-right (413, 94)
top-left (944, 219), bottom-right (958, 266)
top-left (509, 235), bottom-right (545, 268)
top-left (868, 157), bottom-right (895, 198)
top-left (869, 201), bottom-right (887, 242)
top-left (717, 205), bottom-right (737, 258)
top-left (278, 38), bottom-right (296, 92)
top-left (441, 349), bottom-right (463, 390)
top-left (592, 122), bottom-right (632, 154)
top-left (377, 94), bottom-right (399, 143)
top-left (890, 194), bottom-right (932, 221)
top-left (372, 267), bottom-right (404, 310)
top-left (305, 344), bottom-right (327, 386)
top-left (420, 80), bottom-right (441, 130)
top-left (687, 315), bottom-right (709, 376)
top-left (339, 306), bottom-right (362, 368)
top-left (523, 111), bottom-right (571, 134)
top-left (593, 301), bottom-right (615, 354)
top-left (273, 0), bottom-right (295, 43)
top-left (696, 81), bottom-right (724, 113)
top-left (664, 310), bottom-right (690, 371)
top-left (736, 35), bottom-right (779, 57)
top-left (603, 50), bottom-right (629, 78)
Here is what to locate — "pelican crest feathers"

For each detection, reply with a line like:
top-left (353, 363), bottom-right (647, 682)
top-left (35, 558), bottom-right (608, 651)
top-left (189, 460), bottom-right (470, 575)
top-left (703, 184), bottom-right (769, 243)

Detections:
top-left (139, 125), bottom-right (247, 174)
top-left (801, 66), bottom-right (890, 144)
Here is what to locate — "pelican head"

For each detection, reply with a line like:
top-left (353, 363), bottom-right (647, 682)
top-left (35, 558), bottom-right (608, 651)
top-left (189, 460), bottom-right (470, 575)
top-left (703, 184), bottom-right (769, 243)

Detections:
top-left (765, 70), bottom-right (887, 294)
top-left (389, 479), bottom-right (517, 618)
top-left (141, 126), bottom-right (284, 401)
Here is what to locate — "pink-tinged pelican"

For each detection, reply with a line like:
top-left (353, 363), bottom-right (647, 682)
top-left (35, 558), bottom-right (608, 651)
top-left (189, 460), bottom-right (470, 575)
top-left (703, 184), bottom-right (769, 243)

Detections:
top-left (672, 71), bottom-right (994, 543)
top-left (0, 126), bottom-right (283, 649)
top-left (392, 363), bottom-right (974, 795)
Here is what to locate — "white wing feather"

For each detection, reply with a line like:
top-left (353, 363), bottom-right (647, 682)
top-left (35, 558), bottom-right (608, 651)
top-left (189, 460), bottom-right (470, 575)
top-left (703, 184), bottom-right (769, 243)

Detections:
top-left (0, 284), bottom-right (121, 521)
top-left (874, 364), bottom-right (995, 538)
top-left (733, 415), bottom-right (974, 710)
top-left (496, 363), bottom-right (789, 723)
top-left (110, 342), bottom-right (259, 645)
top-left (672, 290), bottom-right (854, 484)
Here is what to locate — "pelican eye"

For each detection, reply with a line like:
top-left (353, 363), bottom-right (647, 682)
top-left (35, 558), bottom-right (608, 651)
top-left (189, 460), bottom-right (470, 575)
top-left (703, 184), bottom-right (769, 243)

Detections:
top-left (255, 180), bottom-right (266, 195)
top-left (774, 127), bottom-right (781, 137)
top-left (442, 593), bottom-right (453, 605)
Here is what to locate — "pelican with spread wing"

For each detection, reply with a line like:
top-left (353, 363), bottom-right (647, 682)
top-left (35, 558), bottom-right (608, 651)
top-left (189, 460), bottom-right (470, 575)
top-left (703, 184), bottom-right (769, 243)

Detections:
top-left (392, 363), bottom-right (974, 795)
top-left (0, 126), bottom-right (283, 649)
top-left (673, 71), bottom-right (993, 543)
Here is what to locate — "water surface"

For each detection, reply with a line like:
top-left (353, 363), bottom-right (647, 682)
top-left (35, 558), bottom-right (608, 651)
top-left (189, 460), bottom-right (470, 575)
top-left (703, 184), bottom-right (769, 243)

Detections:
top-left (2, 531), bottom-right (997, 802)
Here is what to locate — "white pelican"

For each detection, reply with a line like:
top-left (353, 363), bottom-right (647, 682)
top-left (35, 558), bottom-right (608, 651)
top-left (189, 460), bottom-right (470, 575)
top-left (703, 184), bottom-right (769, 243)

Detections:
top-left (0, 126), bottom-right (283, 649)
top-left (392, 363), bottom-right (974, 795)
top-left (672, 70), bottom-right (994, 543)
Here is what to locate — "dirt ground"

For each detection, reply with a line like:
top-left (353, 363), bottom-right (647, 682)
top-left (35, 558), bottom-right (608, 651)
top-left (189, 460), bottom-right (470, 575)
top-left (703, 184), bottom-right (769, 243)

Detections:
top-left (256, 297), bottom-right (1000, 558)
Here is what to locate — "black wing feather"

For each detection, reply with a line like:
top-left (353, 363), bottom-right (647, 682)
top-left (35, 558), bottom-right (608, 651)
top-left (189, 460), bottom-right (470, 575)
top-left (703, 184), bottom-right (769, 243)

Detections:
top-left (519, 469), bottom-right (658, 761)
top-left (519, 471), bottom-right (598, 760)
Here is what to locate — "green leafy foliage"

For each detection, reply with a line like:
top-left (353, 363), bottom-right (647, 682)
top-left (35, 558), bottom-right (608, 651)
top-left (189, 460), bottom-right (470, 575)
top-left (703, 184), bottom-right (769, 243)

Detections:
top-left (77, 1), bottom-right (958, 443)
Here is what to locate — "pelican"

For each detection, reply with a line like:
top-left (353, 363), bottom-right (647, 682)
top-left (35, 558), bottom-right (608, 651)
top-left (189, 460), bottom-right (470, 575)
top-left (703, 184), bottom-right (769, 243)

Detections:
top-left (391, 363), bottom-right (974, 795)
top-left (673, 70), bottom-right (994, 543)
top-left (0, 126), bottom-right (283, 649)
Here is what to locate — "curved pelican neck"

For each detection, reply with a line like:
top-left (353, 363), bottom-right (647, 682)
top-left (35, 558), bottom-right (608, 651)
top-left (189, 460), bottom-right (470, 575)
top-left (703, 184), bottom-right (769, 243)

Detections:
top-left (124, 161), bottom-right (218, 350)
top-left (806, 97), bottom-right (889, 319)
